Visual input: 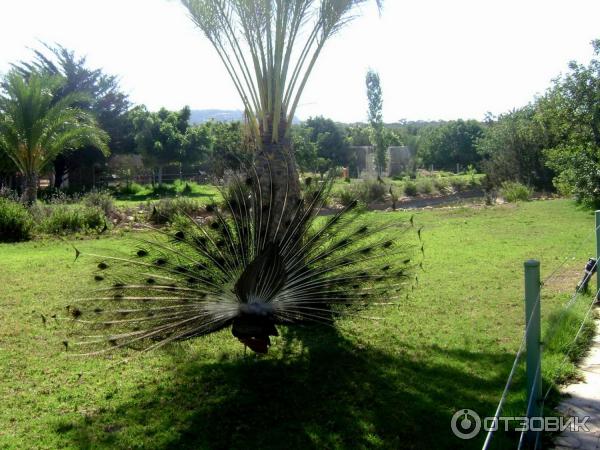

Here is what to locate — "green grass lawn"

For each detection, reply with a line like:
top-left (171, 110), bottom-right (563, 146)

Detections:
top-left (0, 199), bottom-right (596, 449)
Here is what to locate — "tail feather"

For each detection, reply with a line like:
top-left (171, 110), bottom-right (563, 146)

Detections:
top-left (66, 166), bottom-right (420, 355)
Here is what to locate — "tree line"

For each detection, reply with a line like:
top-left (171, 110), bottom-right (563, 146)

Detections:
top-left (2, 39), bottom-right (600, 207)
top-left (0, 45), bottom-right (261, 200)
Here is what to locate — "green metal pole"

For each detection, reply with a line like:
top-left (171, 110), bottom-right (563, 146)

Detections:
top-left (596, 211), bottom-right (600, 294)
top-left (524, 259), bottom-right (542, 447)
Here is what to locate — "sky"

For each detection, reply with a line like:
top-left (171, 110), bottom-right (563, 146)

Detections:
top-left (1, 0), bottom-right (599, 123)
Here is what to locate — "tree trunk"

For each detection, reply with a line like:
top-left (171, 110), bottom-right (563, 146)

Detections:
top-left (157, 166), bottom-right (163, 185)
top-left (21, 173), bottom-right (38, 204)
top-left (255, 121), bottom-right (301, 244)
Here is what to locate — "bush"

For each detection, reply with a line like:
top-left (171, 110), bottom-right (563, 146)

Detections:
top-left (449, 177), bottom-right (469, 191)
top-left (33, 204), bottom-right (106, 234)
top-left (0, 198), bottom-right (33, 242)
top-left (500, 181), bottom-right (533, 202)
top-left (334, 180), bottom-right (386, 206)
top-left (0, 186), bottom-right (18, 202)
top-left (181, 183), bottom-right (193, 196)
top-left (433, 177), bottom-right (451, 194)
top-left (361, 180), bottom-right (386, 203)
top-left (150, 197), bottom-right (203, 225)
top-left (336, 186), bottom-right (360, 207)
top-left (83, 191), bottom-right (115, 217)
top-left (152, 183), bottom-right (178, 197)
top-left (416, 178), bottom-right (434, 195)
top-left (174, 180), bottom-right (205, 196)
top-left (404, 181), bottom-right (418, 197)
top-left (118, 182), bottom-right (144, 196)
top-left (38, 188), bottom-right (80, 204)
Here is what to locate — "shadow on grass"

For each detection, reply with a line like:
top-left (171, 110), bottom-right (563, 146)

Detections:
top-left (63, 326), bottom-right (520, 450)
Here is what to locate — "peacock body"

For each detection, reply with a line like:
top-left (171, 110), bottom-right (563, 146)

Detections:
top-left (67, 170), bottom-right (419, 355)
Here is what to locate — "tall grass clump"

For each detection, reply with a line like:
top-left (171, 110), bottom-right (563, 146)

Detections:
top-left (0, 198), bottom-right (34, 242)
top-left (543, 297), bottom-right (597, 386)
top-left (150, 197), bottom-right (203, 224)
top-left (83, 191), bottom-right (115, 217)
top-left (449, 177), bottom-right (469, 192)
top-left (335, 180), bottom-right (385, 206)
top-left (433, 177), bottom-right (451, 194)
top-left (416, 178), bottom-right (435, 195)
top-left (500, 181), bottom-right (533, 202)
top-left (361, 179), bottom-right (386, 203)
top-left (32, 204), bottom-right (106, 234)
top-left (118, 182), bottom-right (144, 196)
top-left (336, 185), bottom-right (360, 207)
top-left (404, 180), bottom-right (418, 197)
top-left (152, 183), bottom-right (178, 197)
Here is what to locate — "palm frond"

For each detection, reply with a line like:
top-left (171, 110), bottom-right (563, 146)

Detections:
top-left (181, 0), bottom-right (383, 142)
top-left (0, 70), bottom-right (109, 180)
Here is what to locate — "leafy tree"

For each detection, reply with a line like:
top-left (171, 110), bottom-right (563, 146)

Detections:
top-left (0, 72), bottom-right (109, 203)
top-left (291, 125), bottom-right (318, 173)
top-left (202, 120), bottom-right (249, 175)
top-left (12, 44), bottom-right (131, 187)
top-left (477, 106), bottom-right (553, 189)
top-left (131, 106), bottom-right (209, 183)
top-left (345, 124), bottom-right (371, 146)
top-left (539, 39), bottom-right (600, 206)
top-left (181, 0), bottom-right (382, 239)
top-left (366, 69), bottom-right (386, 175)
top-left (417, 120), bottom-right (484, 170)
top-left (0, 152), bottom-right (17, 187)
top-left (184, 125), bottom-right (213, 166)
top-left (305, 116), bottom-right (348, 171)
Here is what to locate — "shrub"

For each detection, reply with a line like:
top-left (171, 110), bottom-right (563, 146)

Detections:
top-left (119, 182), bottom-right (144, 196)
top-left (0, 198), bottom-right (34, 242)
top-left (181, 183), bottom-right (193, 196)
top-left (33, 204), bottom-right (106, 234)
top-left (174, 179), bottom-right (203, 195)
top-left (449, 177), bottom-right (469, 191)
top-left (403, 181), bottom-right (418, 197)
top-left (416, 178), bottom-right (434, 195)
top-left (38, 188), bottom-right (79, 204)
top-left (334, 180), bottom-right (386, 206)
top-left (336, 186), bottom-right (359, 207)
top-left (553, 172), bottom-right (574, 197)
top-left (433, 177), bottom-right (451, 194)
top-left (361, 180), bottom-right (386, 203)
top-left (152, 183), bottom-right (178, 197)
top-left (500, 181), bottom-right (533, 202)
top-left (0, 186), bottom-right (18, 201)
top-left (83, 191), bottom-right (115, 217)
top-left (150, 197), bottom-right (203, 224)
top-left (466, 165), bottom-right (480, 186)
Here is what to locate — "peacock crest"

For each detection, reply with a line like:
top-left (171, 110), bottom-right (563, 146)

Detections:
top-left (66, 168), bottom-right (421, 355)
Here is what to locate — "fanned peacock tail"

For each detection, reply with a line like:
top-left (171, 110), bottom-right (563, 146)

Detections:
top-left (65, 167), bottom-right (421, 355)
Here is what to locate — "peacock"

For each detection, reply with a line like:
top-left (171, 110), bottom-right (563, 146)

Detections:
top-left (65, 168), bottom-right (420, 355)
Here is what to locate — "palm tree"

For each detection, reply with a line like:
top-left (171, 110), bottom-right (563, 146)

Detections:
top-left (181, 0), bottom-right (382, 238)
top-left (0, 71), bottom-right (109, 203)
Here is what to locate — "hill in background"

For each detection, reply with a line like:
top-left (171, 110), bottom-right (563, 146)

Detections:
top-left (190, 109), bottom-right (301, 124)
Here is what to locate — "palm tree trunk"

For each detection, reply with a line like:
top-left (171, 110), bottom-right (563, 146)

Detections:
top-left (255, 121), bottom-right (301, 243)
top-left (21, 173), bottom-right (38, 204)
